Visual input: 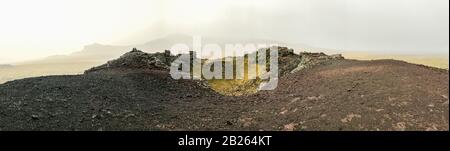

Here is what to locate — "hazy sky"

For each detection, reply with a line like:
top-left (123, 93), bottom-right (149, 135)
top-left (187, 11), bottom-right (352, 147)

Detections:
top-left (0, 0), bottom-right (448, 64)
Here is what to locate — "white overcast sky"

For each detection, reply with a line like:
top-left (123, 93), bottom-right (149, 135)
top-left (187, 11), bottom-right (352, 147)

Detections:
top-left (0, 0), bottom-right (448, 63)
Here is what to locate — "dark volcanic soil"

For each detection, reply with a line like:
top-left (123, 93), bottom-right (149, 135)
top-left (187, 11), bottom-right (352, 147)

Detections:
top-left (243, 59), bottom-right (448, 131)
top-left (0, 58), bottom-right (448, 131)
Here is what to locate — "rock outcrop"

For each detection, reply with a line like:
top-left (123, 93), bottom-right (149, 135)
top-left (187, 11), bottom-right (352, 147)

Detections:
top-left (290, 52), bottom-right (344, 73)
top-left (85, 47), bottom-right (344, 76)
top-left (85, 48), bottom-right (177, 73)
top-left (83, 47), bottom-right (344, 96)
top-left (253, 46), bottom-right (344, 76)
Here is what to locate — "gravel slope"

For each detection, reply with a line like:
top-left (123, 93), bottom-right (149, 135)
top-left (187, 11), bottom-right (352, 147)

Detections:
top-left (0, 59), bottom-right (448, 131)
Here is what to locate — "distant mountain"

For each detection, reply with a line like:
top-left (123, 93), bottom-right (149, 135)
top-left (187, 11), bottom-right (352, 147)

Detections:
top-left (21, 43), bottom-right (131, 64)
top-left (0, 64), bottom-right (13, 68)
top-left (134, 33), bottom-right (308, 53)
top-left (19, 34), bottom-right (309, 65)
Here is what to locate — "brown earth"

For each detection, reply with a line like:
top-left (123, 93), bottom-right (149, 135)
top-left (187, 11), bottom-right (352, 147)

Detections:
top-left (0, 49), bottom-right (448, 131)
